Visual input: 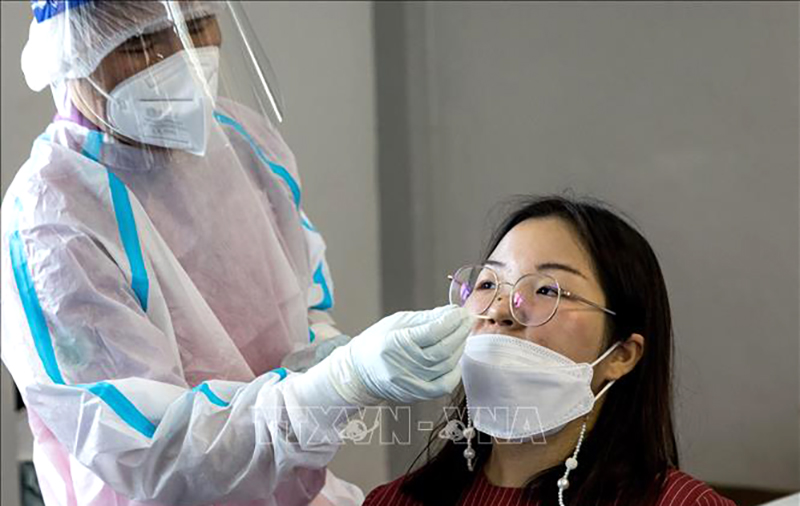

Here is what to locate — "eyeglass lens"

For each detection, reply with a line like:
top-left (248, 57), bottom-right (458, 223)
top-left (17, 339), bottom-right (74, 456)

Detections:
top-left (448, 265), bottom-right (560, 326)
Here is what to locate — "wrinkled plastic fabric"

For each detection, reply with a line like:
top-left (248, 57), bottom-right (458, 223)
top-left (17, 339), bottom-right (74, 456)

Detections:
top-left (22, 1), bottom-right (221, 91)
top-left (0, 98), bottom-right (363, 505)
top-left (23, 1), bottom-right (285, 127)
top-left (281, 335), bottom-right (352, 374)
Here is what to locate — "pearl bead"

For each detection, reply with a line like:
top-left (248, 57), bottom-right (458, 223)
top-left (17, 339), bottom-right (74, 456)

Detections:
top-left (566, 457), bottom-right (578, 470)
top-left (463, 448), bottom-right (476, 459)
top-left (463, 427), bottom-right (476, 439)
top-left (557, 477), bottom-right (570, 490)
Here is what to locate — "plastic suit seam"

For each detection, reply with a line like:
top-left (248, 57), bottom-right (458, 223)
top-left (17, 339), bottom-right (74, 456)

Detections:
top-left (192, 383), bottom-right (230, 407)
top-left (310, 264), bottom-right (333, 311)
top-left (80, 130), bottom-right (150, 313)
top-left (212, 111), bottom-right (302, 209)
top-left (8, 229), bottom-right (66, 385)
top-left (9, 225), bottom-right (157, 438)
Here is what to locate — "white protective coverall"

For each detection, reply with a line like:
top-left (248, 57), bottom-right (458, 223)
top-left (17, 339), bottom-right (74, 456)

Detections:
top-left (1, 95), bottom-right (363, 505)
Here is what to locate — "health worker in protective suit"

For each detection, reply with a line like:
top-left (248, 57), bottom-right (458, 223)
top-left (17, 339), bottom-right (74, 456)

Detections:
top-left (0, 2), bottom-right (472, 505)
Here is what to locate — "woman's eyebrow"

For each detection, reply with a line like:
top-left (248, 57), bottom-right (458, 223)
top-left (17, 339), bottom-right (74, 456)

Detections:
top-left (537, 262), bottom-right (587, 279)
top-left (485, 259), bottom-right (587, 279)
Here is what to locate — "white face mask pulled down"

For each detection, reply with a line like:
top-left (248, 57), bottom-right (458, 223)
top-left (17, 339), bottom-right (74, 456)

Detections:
top-left (96, 46), bottom-right (220, 156)
top-left (461, 333), bottom-right (620, 441)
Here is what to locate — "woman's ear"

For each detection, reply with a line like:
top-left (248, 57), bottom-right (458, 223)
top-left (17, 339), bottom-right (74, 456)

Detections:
top-left (602, 333), bottom-right (645, 381)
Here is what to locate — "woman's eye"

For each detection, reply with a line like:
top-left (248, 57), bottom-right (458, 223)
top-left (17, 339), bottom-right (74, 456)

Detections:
top-left (475, 281), bottom-right (496, 291)
top-left (536, 285), bottom-right (559, 297)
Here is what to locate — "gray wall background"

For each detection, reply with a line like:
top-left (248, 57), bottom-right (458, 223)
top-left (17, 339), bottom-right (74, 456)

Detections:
top-left (1, 1), bottom-right (799, 503)
top-left (1, 4), bottom-right (61, 504)
top-left (377, 0), bottom-right (799, 493)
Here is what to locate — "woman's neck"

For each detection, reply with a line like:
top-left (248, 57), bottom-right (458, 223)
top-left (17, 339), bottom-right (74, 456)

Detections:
top-left (483, 411), bottom-right (598, 488)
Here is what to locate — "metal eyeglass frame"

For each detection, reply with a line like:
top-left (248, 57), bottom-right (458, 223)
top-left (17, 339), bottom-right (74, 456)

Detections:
top-left (447, 264), bottom-right (616, 327)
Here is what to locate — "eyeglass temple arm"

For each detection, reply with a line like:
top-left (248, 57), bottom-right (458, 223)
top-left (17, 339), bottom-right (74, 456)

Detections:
top-left (562, 290), bottom-right (617, 316)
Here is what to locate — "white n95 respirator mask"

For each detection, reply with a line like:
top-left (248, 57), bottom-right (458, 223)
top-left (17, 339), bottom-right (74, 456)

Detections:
top-left (460, 333), bottom-right (619, 440)
top-left (104, 46), bottom-right (220, 156)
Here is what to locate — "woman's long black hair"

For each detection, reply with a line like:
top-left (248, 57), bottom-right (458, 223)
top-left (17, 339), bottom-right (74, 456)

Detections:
top-left (401, 195), bottom-right (679, 506)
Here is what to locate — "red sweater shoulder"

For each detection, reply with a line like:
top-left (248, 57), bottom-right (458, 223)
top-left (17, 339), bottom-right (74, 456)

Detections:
top-left (363, 476), bottom-right (422, 506)
top-left (655, 469), bottom-right (737, 506)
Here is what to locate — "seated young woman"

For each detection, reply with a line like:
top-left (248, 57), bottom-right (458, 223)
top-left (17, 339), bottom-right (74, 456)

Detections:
top-left (363, 196), bottom-right (736, 506)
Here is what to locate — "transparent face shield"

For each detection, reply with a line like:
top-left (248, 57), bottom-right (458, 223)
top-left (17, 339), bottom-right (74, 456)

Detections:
top-left (58, 0), bottom-right (284, 156)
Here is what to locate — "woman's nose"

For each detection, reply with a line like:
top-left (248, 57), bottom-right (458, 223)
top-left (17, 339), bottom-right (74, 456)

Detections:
top-left (482, 290), bottom-right (519, 328)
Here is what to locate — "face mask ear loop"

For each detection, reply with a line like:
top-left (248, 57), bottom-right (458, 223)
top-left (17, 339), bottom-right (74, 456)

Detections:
top-left (557, 416), bottom-right (588, 506)
top-left (590, 340), bottom-right (621, 368)
top-left (594, 378), bottom-right (616, 402)
top-left (78, 77), bottom-right (125, 137)
top-left (591, 341), bottom-right (621, 403)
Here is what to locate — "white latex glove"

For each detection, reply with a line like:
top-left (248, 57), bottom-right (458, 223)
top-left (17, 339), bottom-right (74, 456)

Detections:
top-left (315, 305), bottom-right (473, 406)
top-left (281, 334), bottom-right (352, 373)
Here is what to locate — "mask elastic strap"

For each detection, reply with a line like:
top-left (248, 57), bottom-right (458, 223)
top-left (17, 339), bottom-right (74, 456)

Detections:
top-left (590, 340), bottom-right (621, 367)
top-left (86, 77), bottom-right (116, 106)
top-left (594, 379), bottom-right (616, 401)
top-left (77, 77), bottom-right (124, 135)
top-left (591, 341), bottom-right (621, 402)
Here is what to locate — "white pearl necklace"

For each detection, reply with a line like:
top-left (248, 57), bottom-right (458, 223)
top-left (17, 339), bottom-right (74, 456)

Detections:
top-left (462, 415), bottom-right (589, 506)
top-left (557, 418), bottom-right (588, 506)
top-left (463, 422), bottom-right (476, 472)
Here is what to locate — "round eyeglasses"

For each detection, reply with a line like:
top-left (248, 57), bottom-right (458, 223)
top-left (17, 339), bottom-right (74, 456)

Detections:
top-left (447, 264), bottom-right (616, 327)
